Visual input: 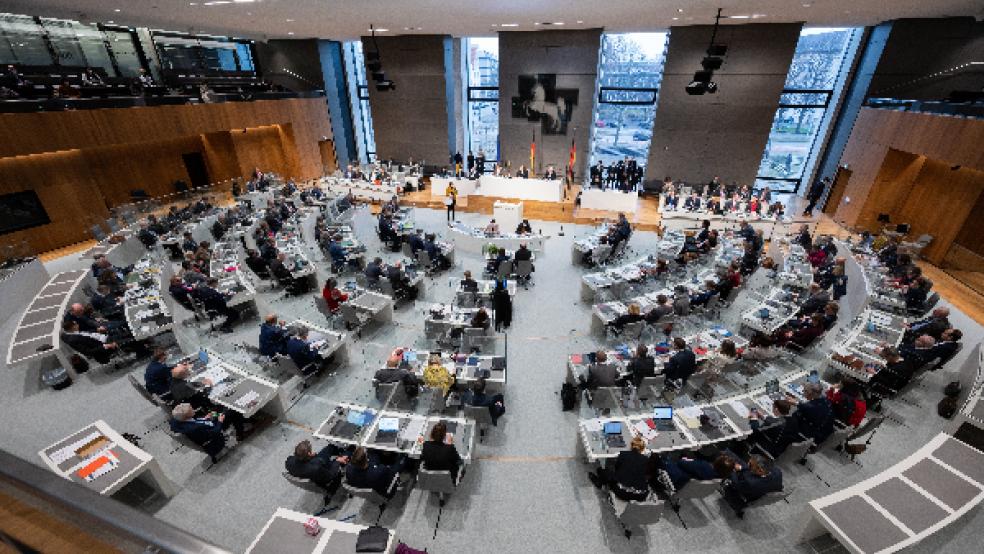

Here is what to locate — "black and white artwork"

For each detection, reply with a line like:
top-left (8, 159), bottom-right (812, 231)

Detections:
top-left (511, 74), bottom-right (578, 135)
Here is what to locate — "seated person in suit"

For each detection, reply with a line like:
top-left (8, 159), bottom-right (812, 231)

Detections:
top-left (137, 223), bottom-right (158, 247)
top-left (408, 229), bottom-right (425, 254)
top-left (326, 235), bottom-right (348, 269)
top-left (645, 294), bottom-right (674, 323)
top-left (192, 278), bottom-right (239, 332)
top-left (244, 249), bottom-right (270, 278)
top-left (587, 436), bottom-right (650, 501)
top-left (66, 302), bottom-right (122, 334)
top-left (514, 242), bottom-right (533, 264)
top-left (469, 308), bottom-right (491, 331)
top-left (285, 439), bottom-right (351, 492)
top-left (90, 284), bottom-right (123, 318)
top-left (459, 270), bottom-right (479, 292)
top-left (683, 192), bottom-right (701, 211)
top-left (931, 328), bottom-right (962, 370)
top-left (664, 338), bottom-right (697, 389)
top-left (181, 232), bottom-right (198, 253)
top-left (689, 280), bottom-right (719, 307)
top-left (483, 219), bottom-right (500, 236)
top-left (377, 214), bottom-right (398, 244)
top-left (461, 378), bottom-right (505, 425)
top-left (515, 219), bottom-right (533, 235)
top-left (798, 284), bottom-right (831, 316)
top-left (179, 260), bottom-right (207, 285)
top-left (820, 302), bottom-right (840, 330)
top-left (61, 320), bottom-right (121, 364)
top-left (386, 262), bottom-right (418, 300)
top-left (169, 403), bottom-right (229, 463)
top-left (903, 307), bottom-right (950, 343)
top-left (654, 451), bottom-right (737, 491)
top-left (900, 334), bottom-right (937, 368)
top-left (869, 346), bottom-right (917, 398)
top-left (259, 314), bottom-right (289, 357)
top-left (169, 364), bottom-right (246, 438)
top-left (375, 356), bottom-right (415, 384)
top-left (746, 399), bottom-right (795, 456)
top-left (773, 314), bottom-right (825, 349)
top-left (144, 348), bottom-right (182, 398)
top-left (903, 276), bottom-right (931, 310)
top-left (421, 421), bottom-right (463, 482)
top-left (792, 382), bottom-right (835, 445)
top-left (168, 276), bottom-right (194, 308)
top-left (345, 446), bottom-right (400, 498)
top-left (423, 354), bottom-right (455, 395)
top-left (365, 257), bottom-right (384, 286)
top-left (582, 350), bottom-right (619, 390)
top-left (285, 325), bottom-right (325, 374)
top-left (609, 303), bottom-right (644, 330)
top-left (625, 344), bottom-right (656, 386)
top-left (723, 454), bottom-right (783, 507)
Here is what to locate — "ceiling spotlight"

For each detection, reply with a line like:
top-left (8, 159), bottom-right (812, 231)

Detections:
top-left (375, 80), bottom-right (395, 91)
top-left (286, 18), bottom-right (294, 22)
top-left (287, 32), bottom-right (294, 35)
top-left (554, 22), bottom-right (565, 25)
top-left (672, 17), bottom-right (679, 21)
top-left (686, 81), bottom-right (707, 95)
top-left (114, 8), bottom-right (121, 12)
top-left (677, 8), bottom-right (684, 13)
top-left (729, 15), bottom-right (750, 19)
top-left (706, 82), bottom-right (718, 94)
top-left (701, 56), bottom-right (723, 70)
top-left (576, 20), bottom-right (583, 24)
top-left (500, 23), bottom-right (519, 27)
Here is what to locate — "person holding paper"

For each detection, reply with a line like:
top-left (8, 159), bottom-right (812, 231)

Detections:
top-left (421, 421), bottom-right (463, 482)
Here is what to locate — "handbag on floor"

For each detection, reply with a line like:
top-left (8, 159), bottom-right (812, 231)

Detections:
top-left (355, 526), bottom-right (391, 552)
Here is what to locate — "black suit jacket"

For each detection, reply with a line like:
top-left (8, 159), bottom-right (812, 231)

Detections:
top-left (62, 332), bottom-right (111, 363)
top-left (285, 455), bottom-right (342, 489)
top-left (421, 440), bottom-right (462, 480)
top-left (664, 349), bottom-right (697, 384)
top-left (612, 450), bottom-right (650, 501)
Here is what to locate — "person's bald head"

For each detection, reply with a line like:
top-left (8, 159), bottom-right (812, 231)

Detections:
top-left (915, 335), bottom-right (937, 349)
top-left (171, 365), bottom-right (190, 379)
top-left (386, 357), bottom-right (400, 368)
top-left (70, 303), bottom-right (85, 315)
top-left (265, 314), bottom-right (278, 325)
top-left (933, 307), bottom-right (950, 319)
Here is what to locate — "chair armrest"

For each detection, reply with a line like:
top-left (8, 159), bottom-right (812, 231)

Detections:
top-left (752, 442), bottom-right (776, 461)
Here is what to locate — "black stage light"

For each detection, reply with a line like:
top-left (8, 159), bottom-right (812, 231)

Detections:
top-left (701, 56), bottom-right (723, 70)
top-left (367, 60), bottom-right (382, 72)
top-left (707, 44), bottom-right (728, 56)
top-left (372, 71), bottom-right (386, 82)
top-left (686, 81), bottom-right (707, 95)
top-left (376, 80), bottom-right (395, 91)
top-left (693, 70), bottom-right (713, 83)
top-left (706, 82), bottom-right (718, 94)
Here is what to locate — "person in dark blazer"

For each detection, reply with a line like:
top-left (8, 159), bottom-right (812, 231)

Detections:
top-left (583, 351), bottom-right (619, 390)
top-left (724, 454), bottom-right (783, 506)
top-left (144, 348), bottom-right (180, 397)
top-left (346, 446), bottom-right (400, 497)
top-left (461, 378), bottom-right (505, 425)
top-left (904, 308), bottom-right (950, 343)
top-left (192, 278), bottom-right (239, 332)
top-left (258, 314), bottom-right (289, 357)
top-left (931, 328), bottom-right (962, 370)
top-left (654, 452), bottom-right (737, 490)
top-left (421, 421), bottom-right (463, 482)
top-left (492, 280), bottom-right (513, 331)
top-left (61, 320), bottom-right (118, 364)
top-left (791, 383), bottom-right (835, 445)
top-left (588, 436), bottom-right (650, 501)
top-left (169, 403), bottom-right (227, 463)
top-left (285, 326), bottom-right (323, 373)
top-left (625, 344), bottom-right (656, 387)
top-left (664, 338), bottom-right (697, 387)
top-left (285, 440), bottom-right (350, 490)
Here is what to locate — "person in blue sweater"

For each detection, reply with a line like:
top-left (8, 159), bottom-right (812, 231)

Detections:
top-left (258, 314), bottom-right (289, 357)
top-left (285, 325), bottom-right (323, 374)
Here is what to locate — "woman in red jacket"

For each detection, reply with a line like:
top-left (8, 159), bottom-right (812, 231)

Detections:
top-left (322, 278), bottom-right (348, 313)
top-left (827, 379), bottom-right (866, 427)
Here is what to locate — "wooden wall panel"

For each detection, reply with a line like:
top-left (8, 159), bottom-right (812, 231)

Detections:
top-left (0, 98), bottom-right (333, 253)
top-left (230, 125), bottom-right (289, 179)
top-left (954, 188), bottom-right (984, 256)
top-left (896, 160), bottom-right (984, 264)
top-left (0, 150), bottom-right (109, 254)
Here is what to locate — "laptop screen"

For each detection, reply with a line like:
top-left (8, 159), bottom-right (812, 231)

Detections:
top-left (198, 349), bottom-right (209, 364)
top-left (653, 406), bottom-right (673, 420)
top-left (346, 410), bottom-right (365, 426)
top-left (378, 417), bottom-right (399, 432)
top-left (603, 422), bottom-right (622, 435)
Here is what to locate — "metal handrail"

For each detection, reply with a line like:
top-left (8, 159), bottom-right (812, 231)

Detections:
top-left (0, 449), bottom-right (231, 554)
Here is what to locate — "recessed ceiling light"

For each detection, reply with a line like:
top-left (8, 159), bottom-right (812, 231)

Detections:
top-left (189, 1), bottom-right (197, 4)
top-left (500, 23), bottom-right (519, 27)
top-left (576, 20), bottom-right (583, 24)
top-left (554, 22), bottom-right (564, 25)
top-left (677, 8), bottom-right (684, 13)
top-left (287, 32), bottom-right (294, 35)
top-left (114, 8), bottom-right (121, 12)
top-left (802, 3), bottom-right (811, 6)
top-left (370, 28), bottom-right (389, 32)
top-left (286, 18), bottom-right (294, 22)
top-left (729, 15), bottom-right (750, 19)
top-left (106, 20), bottom-right (114, 23)
top-left (233, 0), bottom-right (254, 3)
top-left (672, 17), bottom-right (679, 20)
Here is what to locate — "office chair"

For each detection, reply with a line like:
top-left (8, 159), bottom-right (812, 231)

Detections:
top-left (374, 381), bottom-right (399, 404)
top-left (607, 321), bottom-right (644, 343)
top-left (589, 387), bottom-right (622, 415)
top-left (463, 404), bottom-right (494, 442)
top-left (607, 492), bottom-right (665, 539)
top-left (416, 469), bottom-right (456, 507)
top-left (341, 473), bottom-right (399, 524)
top-left (637, 375), bottom-right (665, 402)
top-left (514, 259), bottom-right (534, 287)
top-left (670, 478), bottom-right (722, 528)
top-left (416, 250), bottom-right (434, 274)
top-left (496, 260), bottom-right (513, 281)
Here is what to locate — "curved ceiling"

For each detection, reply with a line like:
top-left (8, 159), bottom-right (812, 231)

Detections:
top-left (3, 0), bottom-right (983, 41)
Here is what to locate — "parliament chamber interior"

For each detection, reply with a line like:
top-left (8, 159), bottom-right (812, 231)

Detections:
top-left (1, 1), bottom-right (983, 553)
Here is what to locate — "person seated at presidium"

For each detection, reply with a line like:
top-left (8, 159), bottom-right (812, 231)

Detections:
top-left (484, 219), bottom-right (500, 236)
top-left (515, 219), bottom-right (533, 235)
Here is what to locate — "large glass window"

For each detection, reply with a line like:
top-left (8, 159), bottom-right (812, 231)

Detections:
top-left (465, 37), bottom-right (499, 169)
top-left (343, 40), bottom-right (376, 165)
top-left (153, 33), bottom-right (255, 74)
top-left (0, 14), bottom-right (52, 66)
top-left (588, 32), bottom-right (669, 173)
top-left (756, 27), bottom-right (861, 193)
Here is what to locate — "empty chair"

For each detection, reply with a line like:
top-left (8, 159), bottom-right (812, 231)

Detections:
top-left (637, 375), bottom-right (665, 401)
top-left (731, 487), bottom-right (794, 519)
top-left (495, 260), bottom-right (513, 281)
top-left (608, 321), bottom-right (644, 343)
top-left (608, 493), bottom-right (665, 539)
top-left (314, 295), bottom-right (336, 320)
top-left (127, 374), bottom-right (168, 412)
top-left (416, 250), bottom-right (433, 272)
top-left (375, 381), bottom-right (398, 403)
top-left (341, 474), bottom-right (399, 524)
top-left (818, 421), bottom-right (853, 452)
top-left (670, 478), bottom-right (721, 527)
top-left (773, 438), bottom-right (814, 467)
top-left (355, 273), bottom-right (370, 289)
top-left (464, 404), bottom-right (495, 441)
top-left (377, 278), bottom-right (400, 300)
top-left (416, 469), bottom-right (457, 506)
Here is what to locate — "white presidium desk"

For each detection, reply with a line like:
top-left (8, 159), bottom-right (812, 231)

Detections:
top-left (432, 175), bottom-right (565, 203)
top-left (579, 188), bottom-right (639, 214)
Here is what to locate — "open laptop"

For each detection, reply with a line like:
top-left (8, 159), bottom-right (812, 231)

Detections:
top-left (603, 422), bottom-right (626, 448)
top-left (652, 406), bottom-right (676, 431)
top-left (192, 349), bottom-right (209, 371)
top-left (376, 417), bottom-right (400, 444)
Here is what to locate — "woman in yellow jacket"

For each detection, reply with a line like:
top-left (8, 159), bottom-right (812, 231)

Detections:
top-left (423, 354), bottom-right (455, 395)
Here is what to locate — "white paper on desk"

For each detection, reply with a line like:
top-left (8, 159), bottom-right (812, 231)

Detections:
top-left (583, 419), bottom-right (603, 433)
top-left (679, 406), bottom-right (702, 419)
top-left (633, 420), bottom-right (658, 441)
top-left (49, 431), bottom-right (103, 465)
top-left (401, 418), bottom-right (427, 442)
top-left (729, 400), bottom-right (750, 418)
top-left (756, 395), bottom-right (774, 409)
top-left (197, 366), bottom-right (229, 384)
top-left (235, 390), bottom-right (260, 408)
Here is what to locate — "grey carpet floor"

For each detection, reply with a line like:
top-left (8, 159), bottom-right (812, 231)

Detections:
top-left (3, 205), bottom-right (982, 553)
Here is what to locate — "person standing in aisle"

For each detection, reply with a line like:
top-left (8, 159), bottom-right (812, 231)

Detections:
top-left (803, 176), bottom-right (830, 216)
top-left (445, 182), bottom-right (458, 223)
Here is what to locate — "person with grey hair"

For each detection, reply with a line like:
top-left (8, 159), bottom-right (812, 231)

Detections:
top-left (168, 402), bottom-right (228, 463)
top-left (789, 381), bottom-right (834, 446)
top-left (285, 324), bottom-right (324, 374)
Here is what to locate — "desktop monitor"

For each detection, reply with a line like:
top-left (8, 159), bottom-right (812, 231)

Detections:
top-left (346, 410), bottom-right (365, 426)
top-left (653, 406), bottom-right (673, 420)
top-left (198, 349), bottom-right (209, 365)
top-left (603, 422), bottom-right (622, 435)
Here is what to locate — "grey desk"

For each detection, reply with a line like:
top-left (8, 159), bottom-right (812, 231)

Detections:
top-left (39, 420), bottom-right (175, 497)
top-left (245, 507), bottom-right (395, 554)
top-left (349, 290), bottom-right (395, 323)
top-left (188, 350), bottom-right (283, 418)
top-left (799, 432), bottom-right (984, 553)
